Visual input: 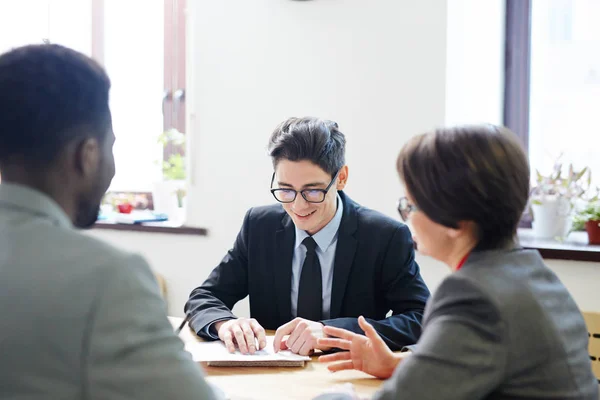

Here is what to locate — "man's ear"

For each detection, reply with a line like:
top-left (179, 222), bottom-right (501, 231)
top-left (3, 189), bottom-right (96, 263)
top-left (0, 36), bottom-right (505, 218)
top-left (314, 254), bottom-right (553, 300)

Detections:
top-left (336, 165), bottom-right (349, 190)
top-left (74, 137), bottom-right (101, 178)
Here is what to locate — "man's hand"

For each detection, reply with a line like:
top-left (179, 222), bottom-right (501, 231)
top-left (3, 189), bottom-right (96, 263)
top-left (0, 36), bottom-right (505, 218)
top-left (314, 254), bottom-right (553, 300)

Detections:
top-left (273, 317), bottom-right (330, 356)
top-left (214, 318), bottom-right (266, 354)
top-left (317, 316), bottom-right (409, 379)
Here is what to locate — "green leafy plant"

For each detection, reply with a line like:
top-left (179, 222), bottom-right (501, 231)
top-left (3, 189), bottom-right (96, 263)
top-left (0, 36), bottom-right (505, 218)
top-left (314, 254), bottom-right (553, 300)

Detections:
top-left (162, 153), bottom-right (185, 180)
top-left (157, 128), bottom-right (186, 181)
top-left (572, 201), bottom-right (600, 231)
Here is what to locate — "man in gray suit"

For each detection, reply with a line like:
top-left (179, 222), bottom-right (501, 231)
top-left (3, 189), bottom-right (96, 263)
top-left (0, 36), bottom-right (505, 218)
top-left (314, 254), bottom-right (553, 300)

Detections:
top-left (0, 44), bottom-right (218, 399)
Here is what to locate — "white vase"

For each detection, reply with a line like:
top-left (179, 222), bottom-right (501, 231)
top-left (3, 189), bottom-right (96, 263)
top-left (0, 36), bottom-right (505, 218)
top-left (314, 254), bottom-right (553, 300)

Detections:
top-left (531, 197), bottom-right (571, 239)
top-left (152, 180), bottom-right (184, 218)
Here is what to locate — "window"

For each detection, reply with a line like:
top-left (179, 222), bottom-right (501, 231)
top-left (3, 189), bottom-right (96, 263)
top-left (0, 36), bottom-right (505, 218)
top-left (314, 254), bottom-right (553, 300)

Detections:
top-left (505, 0), bottom-right (600, 189)
top-left (0, 0), bottom-right (187, 194)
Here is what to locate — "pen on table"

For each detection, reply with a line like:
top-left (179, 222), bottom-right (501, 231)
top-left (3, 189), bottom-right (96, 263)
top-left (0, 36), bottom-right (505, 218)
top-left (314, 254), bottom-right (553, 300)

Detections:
top-left (175, 314), bottom-right (190, 335)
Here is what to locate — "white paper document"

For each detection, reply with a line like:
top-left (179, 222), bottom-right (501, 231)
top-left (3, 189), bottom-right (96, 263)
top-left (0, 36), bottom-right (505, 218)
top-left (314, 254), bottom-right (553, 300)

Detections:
top-left (184, 336), bottom-right (310, 366)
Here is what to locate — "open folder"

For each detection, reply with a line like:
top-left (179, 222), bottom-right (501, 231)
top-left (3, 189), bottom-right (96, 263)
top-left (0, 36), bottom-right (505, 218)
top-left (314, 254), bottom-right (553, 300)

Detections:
top-left (184, 336), bottom-right (310, 367)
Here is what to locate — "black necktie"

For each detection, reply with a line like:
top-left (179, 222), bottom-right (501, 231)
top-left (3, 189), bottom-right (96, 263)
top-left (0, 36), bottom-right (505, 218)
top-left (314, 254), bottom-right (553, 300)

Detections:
top-left (297, 236), bottom-right (323, 321)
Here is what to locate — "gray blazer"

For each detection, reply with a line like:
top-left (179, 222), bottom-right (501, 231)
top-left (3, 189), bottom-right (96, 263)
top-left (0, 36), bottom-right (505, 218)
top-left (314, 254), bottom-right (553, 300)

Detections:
top-left (319, 247), bottom-right (598, 400)
top-left (0, 183), bottom-right (218, 400)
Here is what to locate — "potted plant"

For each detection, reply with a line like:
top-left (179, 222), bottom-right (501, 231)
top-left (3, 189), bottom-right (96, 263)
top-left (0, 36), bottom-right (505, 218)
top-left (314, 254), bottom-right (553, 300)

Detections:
top-left (572, 201), bottom-right (600, 245)
top-left (529, 156), bottom-right (592, 239)
top-left (153, 128), bottom-right (186, 219)
top-left (158, 128), bottom-right (186, 179)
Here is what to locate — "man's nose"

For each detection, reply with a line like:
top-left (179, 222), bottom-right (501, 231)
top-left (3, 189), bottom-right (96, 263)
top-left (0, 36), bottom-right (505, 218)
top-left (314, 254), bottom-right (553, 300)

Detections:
top-left (293, 193), bottom-right (310, 208)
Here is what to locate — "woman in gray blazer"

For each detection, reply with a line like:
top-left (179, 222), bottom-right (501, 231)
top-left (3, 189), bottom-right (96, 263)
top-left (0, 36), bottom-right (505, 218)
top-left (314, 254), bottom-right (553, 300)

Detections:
top-left (315, 125), bottom-right (598, 400)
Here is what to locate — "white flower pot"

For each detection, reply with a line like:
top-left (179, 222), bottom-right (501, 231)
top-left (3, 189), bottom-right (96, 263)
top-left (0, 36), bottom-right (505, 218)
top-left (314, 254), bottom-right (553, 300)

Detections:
top-left (152, 180), bottom-right (184, 218)
top-left (531, 197), bottom-right (571, 239)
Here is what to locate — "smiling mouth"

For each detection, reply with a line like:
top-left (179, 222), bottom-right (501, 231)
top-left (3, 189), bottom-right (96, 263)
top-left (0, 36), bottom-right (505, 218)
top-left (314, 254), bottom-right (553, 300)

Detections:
top-left (294, 210), bottom-right (316, 218)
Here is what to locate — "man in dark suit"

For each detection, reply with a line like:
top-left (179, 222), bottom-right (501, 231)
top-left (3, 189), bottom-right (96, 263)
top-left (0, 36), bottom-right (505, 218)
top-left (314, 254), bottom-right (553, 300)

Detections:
top-left (185, 117), bottom-right (430, 355)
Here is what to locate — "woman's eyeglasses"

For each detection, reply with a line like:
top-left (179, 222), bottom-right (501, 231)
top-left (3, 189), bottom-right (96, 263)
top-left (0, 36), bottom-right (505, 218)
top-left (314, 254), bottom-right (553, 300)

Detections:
top-left (397, 197), bottom-right (419, 221)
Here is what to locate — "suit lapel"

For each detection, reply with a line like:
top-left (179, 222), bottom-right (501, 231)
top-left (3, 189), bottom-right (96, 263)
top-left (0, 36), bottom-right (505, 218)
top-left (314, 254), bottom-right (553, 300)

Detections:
top-left (273, 213), bottom-right (295, 324)
top-left (330, 192), bottom-right (358, 319)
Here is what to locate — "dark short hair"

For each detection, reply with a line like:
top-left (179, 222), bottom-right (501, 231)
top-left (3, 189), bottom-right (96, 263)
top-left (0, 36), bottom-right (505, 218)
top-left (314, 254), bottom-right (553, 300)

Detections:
top-left (268, 117), bottom-right (346, 177)
top-left (0, 44), bottom-right (111, 166)
top-left (397, 124), bottom-right (530, 250)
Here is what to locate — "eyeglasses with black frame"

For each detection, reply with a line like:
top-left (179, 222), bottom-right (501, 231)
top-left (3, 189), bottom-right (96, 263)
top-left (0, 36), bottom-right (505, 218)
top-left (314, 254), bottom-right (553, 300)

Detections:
top-left (397, 196), bottom-right (419, 221)
top-left (270, 170), bottom-right (340, 204)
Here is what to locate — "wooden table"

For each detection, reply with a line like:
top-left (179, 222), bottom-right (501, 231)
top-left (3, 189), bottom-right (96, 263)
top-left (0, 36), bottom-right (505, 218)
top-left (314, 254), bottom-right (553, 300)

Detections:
top-left (170, 317), bottom-right (384, 400)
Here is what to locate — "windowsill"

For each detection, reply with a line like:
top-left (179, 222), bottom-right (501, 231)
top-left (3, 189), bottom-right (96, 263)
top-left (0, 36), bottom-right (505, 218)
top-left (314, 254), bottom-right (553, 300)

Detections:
top-left (92, 220), bottom-right (207, 236)
top-left (517, 229), bottom-right (600, 262)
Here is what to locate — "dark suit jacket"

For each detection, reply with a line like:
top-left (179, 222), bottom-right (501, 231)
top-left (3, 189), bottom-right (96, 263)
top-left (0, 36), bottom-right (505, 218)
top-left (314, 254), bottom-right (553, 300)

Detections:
top-left (185, 191), bottom-right (430, 350)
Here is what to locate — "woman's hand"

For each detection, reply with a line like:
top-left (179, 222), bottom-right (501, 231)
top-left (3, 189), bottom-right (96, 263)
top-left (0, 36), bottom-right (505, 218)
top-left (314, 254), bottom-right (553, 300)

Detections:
top-left (317, 316), bottom-right (409, 379)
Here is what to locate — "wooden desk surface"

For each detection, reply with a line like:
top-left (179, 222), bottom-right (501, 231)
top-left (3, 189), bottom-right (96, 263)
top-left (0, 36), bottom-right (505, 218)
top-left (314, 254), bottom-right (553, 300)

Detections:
top-left (170, 317), bottom-right (384, 400)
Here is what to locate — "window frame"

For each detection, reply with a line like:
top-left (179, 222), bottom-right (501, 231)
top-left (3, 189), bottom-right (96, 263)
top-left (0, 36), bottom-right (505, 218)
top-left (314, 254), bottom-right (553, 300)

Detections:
top-left (163, 0), bottom-right (187, 161)
top-left (93, 0), bottom-right (187, 202)
top-left (504, 0), bottom-right (533, 227)
top-left (503, 0), bottom-right (532, 154)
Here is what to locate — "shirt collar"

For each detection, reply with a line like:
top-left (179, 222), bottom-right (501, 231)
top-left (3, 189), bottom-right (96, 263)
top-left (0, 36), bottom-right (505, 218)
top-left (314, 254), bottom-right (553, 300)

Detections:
top-left (0, 182), bottom-right (73, 228)
top-left (294, 193), bottom-right (344, 252)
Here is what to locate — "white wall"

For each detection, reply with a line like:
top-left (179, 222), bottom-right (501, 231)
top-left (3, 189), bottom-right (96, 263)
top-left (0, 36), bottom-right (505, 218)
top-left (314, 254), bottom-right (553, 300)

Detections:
top-left (545, 259), bottom-right (600, 313)
top-left (88, 0), bottom-right (600, 318)
top-left (185, 0), bottom-right (448, 226)
top-left (413, 255), bottom-right (600, 313)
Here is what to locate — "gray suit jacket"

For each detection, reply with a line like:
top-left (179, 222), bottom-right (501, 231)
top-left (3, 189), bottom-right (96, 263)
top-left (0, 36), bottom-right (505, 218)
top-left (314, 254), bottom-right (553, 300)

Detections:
top-left (0, 183), bottom-right (218, 400)
top-left (318, 247), bottom-right (598, 400)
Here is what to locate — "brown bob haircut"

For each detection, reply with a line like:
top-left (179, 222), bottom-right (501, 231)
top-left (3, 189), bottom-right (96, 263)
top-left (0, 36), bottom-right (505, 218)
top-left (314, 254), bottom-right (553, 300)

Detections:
top-left (397, 124), bottom-right (530, 251)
